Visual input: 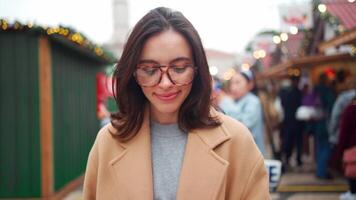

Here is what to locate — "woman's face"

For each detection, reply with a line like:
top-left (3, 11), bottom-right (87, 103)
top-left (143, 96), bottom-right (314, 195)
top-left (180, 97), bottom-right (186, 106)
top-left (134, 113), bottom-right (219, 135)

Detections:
top-left (229, 73), bottom-right (252, 100)
top-left (138, 29), bottom-right (193, 123)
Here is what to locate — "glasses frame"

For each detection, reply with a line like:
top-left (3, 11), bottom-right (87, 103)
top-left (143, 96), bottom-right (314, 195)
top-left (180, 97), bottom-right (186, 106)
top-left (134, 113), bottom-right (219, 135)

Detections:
top-left (134, 64), bottom-right (197, 87)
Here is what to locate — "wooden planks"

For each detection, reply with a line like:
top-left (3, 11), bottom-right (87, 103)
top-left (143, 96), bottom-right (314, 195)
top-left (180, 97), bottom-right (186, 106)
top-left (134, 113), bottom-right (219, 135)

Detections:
top-left (38, 37), bottom-right (54, 198)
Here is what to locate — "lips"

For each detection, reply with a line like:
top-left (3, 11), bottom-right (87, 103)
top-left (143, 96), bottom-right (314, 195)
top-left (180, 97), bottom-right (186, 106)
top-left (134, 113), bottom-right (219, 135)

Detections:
top-left (155, 91), bottom-right (180, 101)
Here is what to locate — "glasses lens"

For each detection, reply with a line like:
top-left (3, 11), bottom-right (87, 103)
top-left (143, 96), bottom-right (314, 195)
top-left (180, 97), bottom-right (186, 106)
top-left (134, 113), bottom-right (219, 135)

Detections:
top-left (168, 64), bottom-right (195, 85)
top-left (136, 66), bottom-right (161, 86)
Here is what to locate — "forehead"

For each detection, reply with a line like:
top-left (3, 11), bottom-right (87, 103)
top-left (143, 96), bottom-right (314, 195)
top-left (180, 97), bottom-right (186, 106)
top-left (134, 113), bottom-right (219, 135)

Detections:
top-left (231, 73), bottom-right (247, 83)
top-left (140, 29), bottom-right (192, 63)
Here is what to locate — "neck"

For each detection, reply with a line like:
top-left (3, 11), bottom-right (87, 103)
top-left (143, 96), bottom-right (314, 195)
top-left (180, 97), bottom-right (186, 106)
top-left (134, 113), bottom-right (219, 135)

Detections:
top-left (150, 107), bottom-right (178, 124)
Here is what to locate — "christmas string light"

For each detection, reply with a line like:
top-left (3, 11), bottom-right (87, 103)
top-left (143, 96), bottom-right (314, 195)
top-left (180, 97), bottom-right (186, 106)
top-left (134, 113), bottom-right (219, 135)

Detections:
top-left (0, 19), bottom-right (115, 62)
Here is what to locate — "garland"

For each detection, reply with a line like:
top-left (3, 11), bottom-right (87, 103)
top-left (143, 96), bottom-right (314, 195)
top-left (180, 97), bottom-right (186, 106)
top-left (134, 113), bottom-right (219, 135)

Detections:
top-left (0, 19), bottom-right (115, 62)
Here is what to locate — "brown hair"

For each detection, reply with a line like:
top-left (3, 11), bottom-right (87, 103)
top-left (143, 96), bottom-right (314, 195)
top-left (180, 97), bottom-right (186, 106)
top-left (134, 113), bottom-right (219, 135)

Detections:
top-left (111, 7), bottom-right (220, 141)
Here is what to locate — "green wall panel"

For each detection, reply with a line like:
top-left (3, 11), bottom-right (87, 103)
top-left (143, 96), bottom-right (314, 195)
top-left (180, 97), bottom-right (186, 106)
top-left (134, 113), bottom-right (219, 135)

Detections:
top-left (50, 41), bottom-right (102, 191)
top-left (106, 96), bottom-right (118, 113)
top-left (0, 32), bottom-right (41, 197)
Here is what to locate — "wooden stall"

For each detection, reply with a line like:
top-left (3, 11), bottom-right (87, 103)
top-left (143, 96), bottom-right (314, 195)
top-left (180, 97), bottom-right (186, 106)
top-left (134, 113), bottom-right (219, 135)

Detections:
top-left (0, 20), bottom-right (116, 199)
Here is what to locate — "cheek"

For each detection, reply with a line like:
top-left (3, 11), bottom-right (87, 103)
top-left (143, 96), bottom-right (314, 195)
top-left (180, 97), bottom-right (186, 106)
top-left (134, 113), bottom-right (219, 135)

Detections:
top-left (230, 83), bottom-right (240, 94)
top-left (140, 87), bottom-right (153, 100)
top-left (230, 83), bottom-right (248, 97)
top-left (239, 85), bottom-right (249, 94)
top-left (179, 85), bottom-right (192, 102)
top-left (182, 84), bottom-right (192, 94)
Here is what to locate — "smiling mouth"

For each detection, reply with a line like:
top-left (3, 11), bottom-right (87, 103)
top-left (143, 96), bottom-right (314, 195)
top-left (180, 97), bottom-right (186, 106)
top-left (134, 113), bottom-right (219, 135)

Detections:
top-left (155, 91), bottom-right (180, 101)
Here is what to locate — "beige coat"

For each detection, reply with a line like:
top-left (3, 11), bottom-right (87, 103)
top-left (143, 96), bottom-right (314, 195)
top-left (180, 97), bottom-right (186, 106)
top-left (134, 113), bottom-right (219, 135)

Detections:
top-left (83, 109), bottom-right (270, 200)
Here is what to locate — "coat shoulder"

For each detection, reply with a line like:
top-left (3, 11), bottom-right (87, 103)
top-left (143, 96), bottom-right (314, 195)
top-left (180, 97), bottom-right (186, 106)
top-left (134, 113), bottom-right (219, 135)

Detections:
top-left (198, 109), bottom-right (260, 154)
top-left (92, 123), bottom-right (126, 157)
top-left (94, 123), bottom-right (115, 145)
top-left (217, 111), bottom-right (255, 142)
top-left (213, 111), bottom-right (264, 160)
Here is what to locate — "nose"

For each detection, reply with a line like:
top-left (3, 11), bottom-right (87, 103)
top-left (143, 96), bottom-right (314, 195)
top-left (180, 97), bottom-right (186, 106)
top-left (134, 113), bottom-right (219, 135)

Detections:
top-left (158, 70), bottom-right (174, 89)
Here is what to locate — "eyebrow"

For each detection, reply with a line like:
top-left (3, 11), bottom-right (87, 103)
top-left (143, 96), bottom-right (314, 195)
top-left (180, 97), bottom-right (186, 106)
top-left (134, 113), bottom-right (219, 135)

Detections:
top-left (138, 59), bottom-right (159, 65)
top-left (169, 57), bottom-right (192, 64)
top-left (138, 57), bottom-right (192, 65)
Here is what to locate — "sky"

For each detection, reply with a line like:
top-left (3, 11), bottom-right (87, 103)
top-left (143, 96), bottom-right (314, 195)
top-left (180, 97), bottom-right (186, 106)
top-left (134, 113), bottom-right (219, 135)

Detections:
top-left (0, 0), bottom-right (310, 54)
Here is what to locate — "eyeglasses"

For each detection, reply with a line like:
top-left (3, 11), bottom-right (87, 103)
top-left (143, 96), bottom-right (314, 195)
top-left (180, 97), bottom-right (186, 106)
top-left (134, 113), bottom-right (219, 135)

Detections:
top-left (134, 61), bottom-right (196, 87)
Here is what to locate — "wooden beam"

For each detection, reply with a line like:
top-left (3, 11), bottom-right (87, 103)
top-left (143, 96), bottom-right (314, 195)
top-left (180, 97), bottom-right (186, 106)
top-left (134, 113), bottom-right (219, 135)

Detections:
top-left (318, 29), bottom-right (356, 52)
top-left (52, 175), bottom-right (84, 200)
top-left (256, 61), bottom-right (291, 80)
top-left (257, 53), bottom-right (354, 80)
top-left (38, 37), bottom-right (54, 198)
top-left (291, 53), bottom-right (353, 68)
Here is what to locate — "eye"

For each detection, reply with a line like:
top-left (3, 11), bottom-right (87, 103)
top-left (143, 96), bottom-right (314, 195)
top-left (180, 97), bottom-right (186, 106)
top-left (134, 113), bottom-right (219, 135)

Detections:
top-left (171, 63), bottom-right (193, 74)
top-left (137, 65), bottom-right (160, 76)
top-left (172, 66), bottom-right (187, 73)
top-left (142, 67), bottom-right (159, 76)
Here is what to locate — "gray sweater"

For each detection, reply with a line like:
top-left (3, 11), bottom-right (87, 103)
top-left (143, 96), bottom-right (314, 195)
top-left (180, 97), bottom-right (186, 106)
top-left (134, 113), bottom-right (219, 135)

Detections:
top-left (150, 121), bottom-right (188, 200)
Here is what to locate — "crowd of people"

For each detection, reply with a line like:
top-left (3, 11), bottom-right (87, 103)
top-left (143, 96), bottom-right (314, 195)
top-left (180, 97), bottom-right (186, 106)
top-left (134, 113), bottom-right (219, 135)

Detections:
top-left (212, 68), bottom-right (355, 199)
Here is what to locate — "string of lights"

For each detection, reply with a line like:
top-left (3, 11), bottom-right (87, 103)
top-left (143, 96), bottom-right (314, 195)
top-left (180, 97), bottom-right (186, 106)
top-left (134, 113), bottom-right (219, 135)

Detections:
top-left (0, 19), bottom-right (115, 62)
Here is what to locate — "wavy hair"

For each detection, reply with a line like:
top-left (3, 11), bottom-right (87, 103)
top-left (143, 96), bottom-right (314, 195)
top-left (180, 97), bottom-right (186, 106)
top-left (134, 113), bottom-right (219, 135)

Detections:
top-left (111, 7), bottom-right (220, 141)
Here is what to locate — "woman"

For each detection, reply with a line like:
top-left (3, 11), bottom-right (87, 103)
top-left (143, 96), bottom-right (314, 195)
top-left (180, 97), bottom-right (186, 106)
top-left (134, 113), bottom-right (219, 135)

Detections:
top-left (218, 70), bottom-right (266, 156)
top-left (84, 7), bottom-right (269, 200)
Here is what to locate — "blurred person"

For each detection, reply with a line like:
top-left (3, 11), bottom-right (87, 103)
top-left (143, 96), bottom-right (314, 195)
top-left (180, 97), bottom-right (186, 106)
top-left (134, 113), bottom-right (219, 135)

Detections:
top-left (313, 73), bottom-right (335, 179)
top-left (262, 81), bottom-right (283, 131)
top-left (83, 7), bottom-right (269, 199)
top-left (300, 83), bottom-right (319, 111)
top-left (299, 83), bottom-right (319, 159)
top-left (218, 70), bottom-right (266, 156)
top-left (329, 79), bottom-right (356, 146)
top-left (271, 82), bottom-right (284, 127)
top-left (335, 69), bottom-right (352, 95)
top-left (279, 76), bottom-right (303, 169)
top-left (259, 81), bottom-right (283, 159)
top-left (335, 98), bottom-right (356, 200)
top-left (211, 76), bottom-right (223, 109)
top-left (329, 79), bottom-right (355, 172)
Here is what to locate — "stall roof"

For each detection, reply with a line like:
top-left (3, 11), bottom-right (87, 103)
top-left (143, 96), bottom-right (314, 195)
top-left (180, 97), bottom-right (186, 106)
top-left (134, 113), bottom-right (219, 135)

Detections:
top-left (257, 53), bottom-right (354, 79)
top-left (319, 28), bottom-right (356, 52)
top-left (0, 19), bottom-right (117, 64)
top-left (257, 0), bottom-right (356, 80)
top-left (321, 0), bottom-right (356, 30)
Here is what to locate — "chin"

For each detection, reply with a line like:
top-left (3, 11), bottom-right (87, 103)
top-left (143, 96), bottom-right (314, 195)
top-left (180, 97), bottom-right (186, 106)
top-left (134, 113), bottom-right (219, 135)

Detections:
top-left (154, 103), bottom-right (180, 115)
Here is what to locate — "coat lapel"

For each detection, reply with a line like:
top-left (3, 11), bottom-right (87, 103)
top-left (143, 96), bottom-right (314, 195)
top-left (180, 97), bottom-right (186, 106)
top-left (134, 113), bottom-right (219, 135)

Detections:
top-left (177, 123), bottom-right (231, 200)
top-left (108, 108), bottom-right (230, 199)
top-left (109, 109), bottom-right (153, 200)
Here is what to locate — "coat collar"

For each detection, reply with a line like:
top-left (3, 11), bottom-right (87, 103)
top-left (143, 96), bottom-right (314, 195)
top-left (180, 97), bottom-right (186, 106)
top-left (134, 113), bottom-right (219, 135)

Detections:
top-left (108, 108), bottom-right (231, 199)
